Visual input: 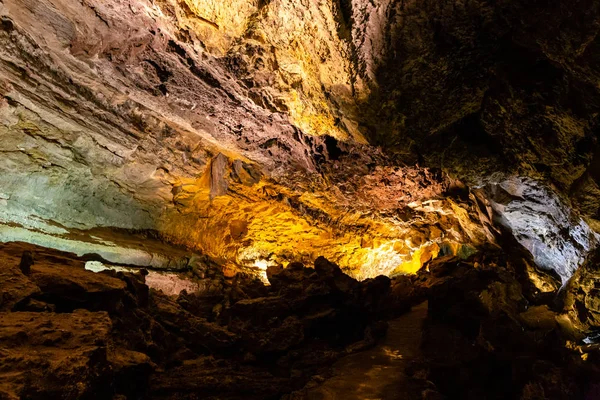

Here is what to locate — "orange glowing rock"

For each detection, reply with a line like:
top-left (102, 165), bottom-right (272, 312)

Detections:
top-left (156, 150), bottom-right (488, 280)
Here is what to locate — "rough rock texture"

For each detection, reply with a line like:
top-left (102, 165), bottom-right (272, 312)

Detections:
top-left (0, 242), bottom-right (396, 399)
top-left (0, 0), bottom-right (496, 278)
top-left (0, 310), bottom-right (113, 400)
top-left (1, 0), bottom-right (600, 398)
top-left (357, 0), bottom-right (600, 224)
top-left (419, 263), bottom-right (599, 400)
top-left (564, 248), bottom-right (600, 341)
top-left (481, 177), bottom-right (599, 283)
top-left (0, 259), bottom-right (39, 311)
top-left (30, 262), bottom-right (127, 312)
top-left (0, 0), bottom-right (598, 282)
top-left (2, 239), bottom-right (599, 399)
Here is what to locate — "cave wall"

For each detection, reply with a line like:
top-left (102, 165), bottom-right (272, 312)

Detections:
top-left (0, 0), bottom-right (598, 279)
top-left (0, 0), bottom-right (492, 277)
top-left (358, 0), bottom-right (600, 221)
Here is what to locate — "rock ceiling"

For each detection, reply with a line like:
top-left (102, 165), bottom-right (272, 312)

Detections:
top-left (0, 0), bottom-right (600, 281)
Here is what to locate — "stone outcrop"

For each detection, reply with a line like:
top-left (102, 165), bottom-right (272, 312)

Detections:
top-left (564, 248), bottom-right (600, 341)
top-left (0, 242), bottom-right (395, 399)
top-left (2, 238), bottom-right (599, 399)
top-left (0, 259), bottom-right (40, 311)
top-left (2, 0), bottom-right (597, 281)
top-left (391, 250), bottom-right (600, 400)
top-left (481, 177), bottom-right (599, 284)
top-left (0, 0), bottom-right (373, 261)
top-left (1, 0), bottom-right (600, 398)
top-left (0, 310), bottom-right (114, 399)
top-left (356, 0), bottom-right (600, 227)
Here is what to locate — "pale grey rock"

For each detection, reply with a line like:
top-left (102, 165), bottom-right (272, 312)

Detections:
top-left (485, 177), bottom-right (599, 284)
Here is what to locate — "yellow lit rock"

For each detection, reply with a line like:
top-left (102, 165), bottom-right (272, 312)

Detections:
top-left (155, 152), bottom-right (483, 279)
top-left (0, 0), bottom-right (495, 282)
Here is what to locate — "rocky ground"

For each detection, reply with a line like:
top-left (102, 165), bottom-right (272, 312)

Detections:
top-left (1, 239), bottom-right (600, 399)
top-left (1, 1), bottom-right (600, 398)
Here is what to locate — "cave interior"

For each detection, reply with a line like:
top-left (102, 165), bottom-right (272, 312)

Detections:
top-left (1, 0), bottom-right (600, 399)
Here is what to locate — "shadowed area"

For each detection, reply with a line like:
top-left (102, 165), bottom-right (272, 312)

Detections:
top-left (300, 302), bottom-right (428, 400)
top-left (1, 0), bottom-right (600, 398)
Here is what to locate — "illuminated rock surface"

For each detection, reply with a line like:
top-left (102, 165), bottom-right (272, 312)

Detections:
top-left (0, 0), bottom-right (479, 276)
top-left (1, 0), bottom-right (600, 398)
top-left (1, 0), bottom-right (599, 280)
top-left (482, 177), bottom-right (599, 284)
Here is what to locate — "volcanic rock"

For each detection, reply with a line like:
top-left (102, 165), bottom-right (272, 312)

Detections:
top-left (29, 263), bottom-right (127, 312)
top-left (421, 260), bottom-right (599, 400)
top-left (0, 310), bottom-right (112, 400)
top-left (18, 251), bottom-right (33, 275)
top-left (0, 262), bottom-right (40, 312)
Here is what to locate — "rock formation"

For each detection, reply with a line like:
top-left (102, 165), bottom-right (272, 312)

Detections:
top-left (1, 0), bottom-right (600, 398)
top-left (0, 242), bottom-right (394, 399)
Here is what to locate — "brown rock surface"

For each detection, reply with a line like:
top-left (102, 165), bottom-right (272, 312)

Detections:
top-left (0, 239), bottom-right (598, 399)
top-left (417, 255), bottom-right (600, 400)
top-left (0, 262), bottom-right (39, 311)
top-left (564, 248), bottom-right (600, 337)
top-left (0, 0), bottom-right (597, 284)
top-left (30, 263), bottom-right (127, 312)
top-left (0, 1), bottom-right (600, 398)
top-left (0, 0), bottom-right (516, 279)
top-left (0, 310), bottom-right (112, 400)
top-left (0, 241), bottom-right (405, 399)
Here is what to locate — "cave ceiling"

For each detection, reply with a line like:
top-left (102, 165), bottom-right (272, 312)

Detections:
top-left (0, 0), bottom-right (599, 281)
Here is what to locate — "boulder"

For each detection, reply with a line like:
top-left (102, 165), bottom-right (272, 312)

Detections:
top-left (227, 258), bottom-right (391, 360)
top-left (0, 264), bottom-right (40, 311)
top-left (314, 256), bottom-right (359, 294)
top-left (0, 310), bottom-right (112, 400)
top-left (519, 305), bottom-right (558, 331)
top-left (29, 263), bottom-right (127, 312)
top-left (108, 348), bottom-right (155, 399)
top-left (152, 293), bottom-right (238, 354)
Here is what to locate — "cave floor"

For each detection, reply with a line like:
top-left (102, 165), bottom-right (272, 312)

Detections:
top-left (303, 302), bottom-right (428, 400)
